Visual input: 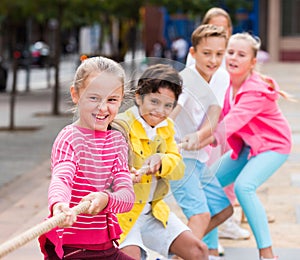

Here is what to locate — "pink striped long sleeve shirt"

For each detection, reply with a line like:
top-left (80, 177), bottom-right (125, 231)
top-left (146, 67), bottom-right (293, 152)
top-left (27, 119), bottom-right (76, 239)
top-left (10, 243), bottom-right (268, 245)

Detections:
top-left (40, 125), bottom-right (134, 257)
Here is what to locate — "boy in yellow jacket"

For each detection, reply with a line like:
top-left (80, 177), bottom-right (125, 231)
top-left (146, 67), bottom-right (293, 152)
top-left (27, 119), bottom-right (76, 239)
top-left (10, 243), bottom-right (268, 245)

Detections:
top-left (117, 64), bottom-right (208, 260)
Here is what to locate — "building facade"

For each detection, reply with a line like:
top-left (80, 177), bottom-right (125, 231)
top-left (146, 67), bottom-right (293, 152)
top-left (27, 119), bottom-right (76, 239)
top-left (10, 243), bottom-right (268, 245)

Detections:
top-left (261, 0), bottom-right (300, 61)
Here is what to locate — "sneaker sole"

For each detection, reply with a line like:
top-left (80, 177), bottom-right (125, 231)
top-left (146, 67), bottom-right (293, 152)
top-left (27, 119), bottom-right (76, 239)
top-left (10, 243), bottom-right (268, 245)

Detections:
top-left (218, 232), bottom-right (250, 240)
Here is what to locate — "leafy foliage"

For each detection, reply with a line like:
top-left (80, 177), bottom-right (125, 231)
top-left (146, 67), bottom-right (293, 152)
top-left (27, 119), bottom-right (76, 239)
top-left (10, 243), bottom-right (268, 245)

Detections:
top-left (0, 0), bottom-right (253, 28)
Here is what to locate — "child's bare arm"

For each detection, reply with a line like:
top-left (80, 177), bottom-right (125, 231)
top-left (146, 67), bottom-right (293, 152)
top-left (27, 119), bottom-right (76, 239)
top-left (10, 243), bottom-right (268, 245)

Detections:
top-left (179, 105), bottom-right (221, 150)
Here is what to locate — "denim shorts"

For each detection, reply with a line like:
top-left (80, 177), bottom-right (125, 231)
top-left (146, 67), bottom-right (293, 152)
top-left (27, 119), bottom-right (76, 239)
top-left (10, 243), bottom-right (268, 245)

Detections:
top-left (170, 158), bottom-right (230, 219)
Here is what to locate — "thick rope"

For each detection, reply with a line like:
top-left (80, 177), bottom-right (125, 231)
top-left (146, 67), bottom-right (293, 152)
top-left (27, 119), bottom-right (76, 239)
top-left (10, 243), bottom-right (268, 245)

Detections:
top-left (0, 200), bottom-right (90, 259)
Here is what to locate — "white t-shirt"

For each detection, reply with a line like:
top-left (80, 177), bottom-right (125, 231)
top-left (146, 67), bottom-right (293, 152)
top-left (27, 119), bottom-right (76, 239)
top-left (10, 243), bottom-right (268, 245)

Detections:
top-left (174, 65), bottom-right (229, 162)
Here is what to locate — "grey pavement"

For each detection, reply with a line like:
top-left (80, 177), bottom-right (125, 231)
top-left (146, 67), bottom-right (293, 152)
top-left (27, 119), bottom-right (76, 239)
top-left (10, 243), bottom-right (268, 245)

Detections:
top-left (0, 61), bottom-right (299, 259)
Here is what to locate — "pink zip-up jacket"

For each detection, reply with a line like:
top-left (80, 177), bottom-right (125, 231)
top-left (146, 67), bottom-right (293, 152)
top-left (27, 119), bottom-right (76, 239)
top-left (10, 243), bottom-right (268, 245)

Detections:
top-left (214, 72), bottom-right (292, 159)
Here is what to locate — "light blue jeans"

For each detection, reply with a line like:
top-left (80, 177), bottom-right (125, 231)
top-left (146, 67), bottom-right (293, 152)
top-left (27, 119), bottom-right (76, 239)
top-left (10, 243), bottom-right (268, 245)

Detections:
top-left (210, 145), bottom-right (289, 249)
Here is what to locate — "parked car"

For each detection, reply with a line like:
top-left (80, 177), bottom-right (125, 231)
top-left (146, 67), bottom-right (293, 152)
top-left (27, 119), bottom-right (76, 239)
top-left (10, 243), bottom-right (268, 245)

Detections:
top-left (30, 41), bottom-right (50, 66)
top-left (16, 41), bottom-right (51, 68)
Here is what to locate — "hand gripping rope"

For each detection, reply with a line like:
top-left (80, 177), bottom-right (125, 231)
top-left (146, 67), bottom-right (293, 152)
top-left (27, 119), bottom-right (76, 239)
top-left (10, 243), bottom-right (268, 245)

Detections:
top-left (0, 166), bottom-right (149, 258)
top-left (131, 165), bottom-right (150, 181)
top-left (0, 201), bottom-right (91, 258)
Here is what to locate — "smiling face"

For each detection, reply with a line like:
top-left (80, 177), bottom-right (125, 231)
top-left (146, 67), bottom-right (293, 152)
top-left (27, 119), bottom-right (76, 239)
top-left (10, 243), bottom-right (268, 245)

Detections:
top-left (190, 36), bottom-right (226, 82)
top-left (225, 37), bottom-right (256, 79)
top-left (136, 87), bottom-right (176, 127)
top-left (71, 71), bottom-right (123, 131)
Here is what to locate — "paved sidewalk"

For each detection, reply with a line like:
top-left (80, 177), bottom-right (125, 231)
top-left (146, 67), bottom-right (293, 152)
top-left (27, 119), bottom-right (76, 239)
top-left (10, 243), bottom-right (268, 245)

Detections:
top-left (0, 62), bottom-right (299, 259)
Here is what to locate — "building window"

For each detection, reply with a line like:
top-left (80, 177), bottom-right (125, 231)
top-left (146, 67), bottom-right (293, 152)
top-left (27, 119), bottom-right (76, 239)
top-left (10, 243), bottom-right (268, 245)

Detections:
top-left (281, 0), bottom-right (300, 36)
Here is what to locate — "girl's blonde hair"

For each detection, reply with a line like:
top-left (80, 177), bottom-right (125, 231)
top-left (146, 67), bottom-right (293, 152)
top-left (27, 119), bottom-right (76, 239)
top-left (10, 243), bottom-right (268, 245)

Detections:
top-left (71, 56), bottom-right (127, 116)
top-left (73, 56), bottom-right (135, 163)
top-left (230, 33), bottom-right (296, 101)
top-left (229, 32), bottom-right (261, 58)
top-left (202, 7), bottom-right (232, 32)
top-left (73, 56), bottom-right (125, 93)
top-left (111, 119), bottom-right (134, 169)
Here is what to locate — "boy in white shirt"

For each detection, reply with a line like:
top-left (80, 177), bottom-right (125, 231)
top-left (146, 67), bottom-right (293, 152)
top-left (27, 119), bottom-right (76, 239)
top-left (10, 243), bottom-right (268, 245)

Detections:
top-left (169, 24), bottom-right (232, 259)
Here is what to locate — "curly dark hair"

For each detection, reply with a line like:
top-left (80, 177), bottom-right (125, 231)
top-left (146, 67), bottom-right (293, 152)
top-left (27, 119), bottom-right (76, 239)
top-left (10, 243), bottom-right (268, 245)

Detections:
top-left (136, 64), bottom-right (183, 102)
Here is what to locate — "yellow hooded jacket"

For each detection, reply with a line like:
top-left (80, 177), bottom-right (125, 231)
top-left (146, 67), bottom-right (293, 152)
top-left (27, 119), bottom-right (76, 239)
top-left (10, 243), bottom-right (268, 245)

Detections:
top-left (116, 107), bottom-right (185, 243)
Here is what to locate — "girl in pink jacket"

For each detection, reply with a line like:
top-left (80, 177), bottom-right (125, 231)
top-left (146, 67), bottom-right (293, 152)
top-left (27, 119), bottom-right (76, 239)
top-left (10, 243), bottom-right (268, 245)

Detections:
top-left (211, 33), bottom-right (292, 260)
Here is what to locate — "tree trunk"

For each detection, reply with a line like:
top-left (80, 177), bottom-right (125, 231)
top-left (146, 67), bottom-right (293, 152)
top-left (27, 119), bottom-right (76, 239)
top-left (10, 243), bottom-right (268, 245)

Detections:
top-left (9, 27), bottom-right (18, 130)
top-left (9, 57), bottom-right (18, 130)
top-left (52, 7), bottom-right (63, 115)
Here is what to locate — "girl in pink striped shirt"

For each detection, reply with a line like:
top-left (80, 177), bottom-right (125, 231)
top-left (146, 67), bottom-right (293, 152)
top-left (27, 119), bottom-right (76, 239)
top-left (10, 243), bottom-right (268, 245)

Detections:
top-left (39, 56), bottom-right (135, 260)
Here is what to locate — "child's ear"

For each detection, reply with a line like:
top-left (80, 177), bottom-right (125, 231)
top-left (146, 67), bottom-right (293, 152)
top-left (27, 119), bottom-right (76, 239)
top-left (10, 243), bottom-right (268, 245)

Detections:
top-left (189, 46), bottom-right (196, 58)
top-left (251, 57), bottom-right (257, 71)
top-left (70, 86), bottom-right (79, 104)
top-left (135, 93), bottom-right (142, 106)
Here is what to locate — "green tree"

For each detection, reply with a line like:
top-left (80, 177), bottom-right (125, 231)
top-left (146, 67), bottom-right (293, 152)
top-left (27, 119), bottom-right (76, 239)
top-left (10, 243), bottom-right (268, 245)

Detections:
top-left (0, 0), bottom-right (253, 130)
top-left (0, 0), bottom-right (106, 121)
top-left (0, 0), bottom-right (41, 129)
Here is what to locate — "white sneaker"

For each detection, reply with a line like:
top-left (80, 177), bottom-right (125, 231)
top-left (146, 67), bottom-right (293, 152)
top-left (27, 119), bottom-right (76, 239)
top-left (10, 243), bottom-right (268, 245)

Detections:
top-left (218, 242), bottom-right (224, 256)
top-left (208, 255), bottom-right (225, 260)
top-left (260, 257), bottom-right (278, 260)
top-left (218, 216), bottom-right (250, 240)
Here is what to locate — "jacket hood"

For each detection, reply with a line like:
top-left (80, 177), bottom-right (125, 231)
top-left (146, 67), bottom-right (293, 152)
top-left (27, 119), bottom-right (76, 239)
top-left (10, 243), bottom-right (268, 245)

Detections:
top-left (236, 72), bottom-right (280, 101)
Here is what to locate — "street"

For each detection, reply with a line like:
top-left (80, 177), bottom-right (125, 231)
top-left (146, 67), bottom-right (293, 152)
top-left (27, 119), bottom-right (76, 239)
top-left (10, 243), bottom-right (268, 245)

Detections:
top-left (5, 55), bottom-right (78, 93)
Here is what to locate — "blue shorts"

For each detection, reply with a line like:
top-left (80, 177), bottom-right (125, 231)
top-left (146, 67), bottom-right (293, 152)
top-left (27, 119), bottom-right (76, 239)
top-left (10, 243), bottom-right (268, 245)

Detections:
top-left (170, 158), bottom-right (230, 219)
